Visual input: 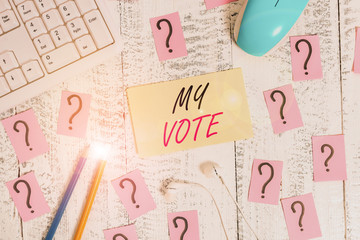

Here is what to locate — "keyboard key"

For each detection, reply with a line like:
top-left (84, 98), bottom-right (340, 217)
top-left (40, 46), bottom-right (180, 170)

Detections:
top-left (22, 60), bottom-right (44, 82)
top-left (18, 1), bottom-right (39, 22)
top-left (0, 76), bottom-right (10, 96)
top-left (66, 17), bottom-right (87, 39)
top-left (50, 25), bottom-right (71, 47)
top-left (34, 0), bottom-right (56, 14)
top-left (41, 43), bottom-right (80, 73)
top-left (0, 10), bottom-right (20, 32)
top-left (42, 9), bottom-right (63, 30)
top-left (34, 34), bottom-right (55, 55)
top-left (13, 0), bottom-right (26, 5)
top-left (59, 1), bottom-right (80, 22)
top-left (0, 0), bottom-right (11, 12)
top-left (5, 68), bottom-right (27, 90)
top-left (75, 34), bottom-right (96, 56)
top-left (84, 10), bottom-right (113, 49)
top-left (54, 0), bottom-right (67, 6)
top-left (74, 0), bottom-right (97, 15)
top-left (0, 51), bottom-right (19, 73)
top-left (25, 17), bottom-right (47, 39)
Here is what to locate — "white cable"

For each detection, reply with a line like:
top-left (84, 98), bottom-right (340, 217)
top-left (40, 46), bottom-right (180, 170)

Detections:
top-left (214, 167), bottom-right (259, 240)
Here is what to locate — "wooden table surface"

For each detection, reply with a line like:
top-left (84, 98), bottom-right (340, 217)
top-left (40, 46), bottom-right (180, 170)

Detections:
top-left (1, 0), bottom-right (360, 239)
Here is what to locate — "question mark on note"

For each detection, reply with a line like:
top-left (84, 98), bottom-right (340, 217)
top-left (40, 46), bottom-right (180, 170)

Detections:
top-left (120, 178), bottom-right (140, 208)
top-left (270, 90), bottom-right (287, 124)
top-left (295, 39), bottom-right (312, 75)
top-left (321, 144), bottom-right (334, 172)
top-left (113, 233), bottom-right (128, 240)
top-left (258, 162), bottom-right (274, 198)
top-left (291, 201), bottom-right (305, 231)
top-left (67, 94), bottom-right (82, 130)
top-left (13, 120), bottom-right (32, 151)
top-left (13, 180), bottom-right (34, 213)
top-left (157, 19), bottom-right (173, 53)
top-left (173, 216), bottom-right (188, 240)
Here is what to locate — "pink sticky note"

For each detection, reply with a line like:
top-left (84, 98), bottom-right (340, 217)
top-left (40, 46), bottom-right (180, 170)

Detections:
top-left (204, 0), bottom-right (236, 9)
top-left (150, 12), bottom-right (187, 61)
top-left (6, 172), bottom-right (50, 221)
top-left (168, 210), bottom-right (200, 240)
top-left (264, 84), bottom-right (303, 134)
top-left (103, 224), bottom-right (138, 240)
top-left (248, 159), bottom-right (283, 205)
top-left (2, 109), bottom-right (49, 163)
top-left (57, 91), bottom-right (91, 138)
top-left (290, 35), bottom-right (323, 81)
top-left (312, 134), bottom-right (347, 181)
top-left (111, 169), bottom-right (156, 220)
top-left (281, 193), bottom-right (322, 240)
top-left (353, 27), bottom-right (360, 73)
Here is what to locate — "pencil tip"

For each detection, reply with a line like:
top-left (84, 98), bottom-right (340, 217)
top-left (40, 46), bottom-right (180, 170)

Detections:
top-left (81, 145), bottom-right (91, 158)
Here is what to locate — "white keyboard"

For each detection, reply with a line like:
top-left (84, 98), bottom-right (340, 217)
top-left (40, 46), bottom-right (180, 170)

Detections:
top-left (0, 0), bottom-right (120, 112)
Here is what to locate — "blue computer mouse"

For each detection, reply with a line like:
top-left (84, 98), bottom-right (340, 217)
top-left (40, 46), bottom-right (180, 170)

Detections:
top-left (234, 0), bottom-right (309, 56)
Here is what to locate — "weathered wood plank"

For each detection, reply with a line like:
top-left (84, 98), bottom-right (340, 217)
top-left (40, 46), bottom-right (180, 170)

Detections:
top-left (339, 0), bottom-right (360, 239)
top-left (0, 108), bottom-right (22, 239)
top-left (120, 0), bottom-right (238, 239)
top-left (232, 0), bottom-right (344, 239)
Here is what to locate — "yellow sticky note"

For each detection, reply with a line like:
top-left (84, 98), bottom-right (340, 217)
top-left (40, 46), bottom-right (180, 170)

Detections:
top-left (127, 68), bottom-right (253, 157)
